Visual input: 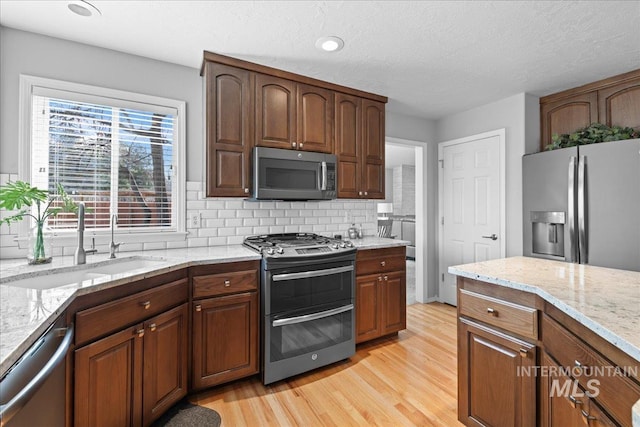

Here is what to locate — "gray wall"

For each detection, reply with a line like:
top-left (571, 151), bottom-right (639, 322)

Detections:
top-left (0, 27), bottom-right (203, 180)
top-left (436, 92), bottom-right (540, 258)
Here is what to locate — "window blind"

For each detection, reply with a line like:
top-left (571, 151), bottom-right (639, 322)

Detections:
top-left (31, 95), bottom-right (176, 232)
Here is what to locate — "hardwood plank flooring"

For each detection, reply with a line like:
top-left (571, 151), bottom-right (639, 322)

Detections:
top-left (191, 302), bottom-right (463, 426)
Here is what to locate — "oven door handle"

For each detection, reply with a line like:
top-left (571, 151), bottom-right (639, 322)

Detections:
top-left (271, 265), bottom-right (354, 282)
top-left (272, 304), bottom-right (354, 327)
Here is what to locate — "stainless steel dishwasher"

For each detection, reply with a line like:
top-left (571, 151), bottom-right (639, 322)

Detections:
top-left (0, 316), bottom-right (73, 427)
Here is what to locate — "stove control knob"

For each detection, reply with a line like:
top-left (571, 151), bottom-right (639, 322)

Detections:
top-left (339, 242), bottom-right (346, 248)
top-left (276, 247), bottom-right (284, 254)
top-left (266, 248), bottom-right (275, 255)
top-left (331, 243), bottom-right (339, 249)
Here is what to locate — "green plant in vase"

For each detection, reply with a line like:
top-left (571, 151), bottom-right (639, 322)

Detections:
top-left (0, 181), bottom-right (79, 264)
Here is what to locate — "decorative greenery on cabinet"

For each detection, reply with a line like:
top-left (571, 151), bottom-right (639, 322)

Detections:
top-left (547, 122), bottom-right (639, 151)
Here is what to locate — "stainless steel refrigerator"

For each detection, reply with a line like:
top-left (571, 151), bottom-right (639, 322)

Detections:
top-left (522, 139), bottom-right (640, 272)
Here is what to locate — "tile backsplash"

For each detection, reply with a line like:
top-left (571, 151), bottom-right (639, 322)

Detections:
top-left (0, 177), bottom-right (378, 259)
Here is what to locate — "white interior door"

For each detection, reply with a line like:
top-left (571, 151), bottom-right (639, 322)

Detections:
top-left (439, 131), bottom-right (504, 306)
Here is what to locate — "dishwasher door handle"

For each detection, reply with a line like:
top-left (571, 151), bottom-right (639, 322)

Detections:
top-left (0, 324), bottom-right (74, 424)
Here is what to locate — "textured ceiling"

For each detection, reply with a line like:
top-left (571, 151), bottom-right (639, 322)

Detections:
top-left (1, 1), bottom-right (639, 119)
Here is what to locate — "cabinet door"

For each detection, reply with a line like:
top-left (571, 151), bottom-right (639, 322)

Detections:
top-left (381, 270), bottom-right (406, 335)
top-left (255, 73), bottom-right (296, 150)
top-left (192, 292), bottom-right (258, 389)
top-left (540, 92), bottom-right (598, 149)
top-left (335, 92), bottom-right (361, 198)
top-left (75, 325), bottom-right (144, 427)
top-left (458, 319), bottom-right (536, 427)
top-left (142, 304), bottom-right (188, 426)
top-left (598, 77), bottom-right (640, 130)
top-left (297, 83), bottom-right (333, 153)
top-left (361, 99), bottom-right (385, 199)
top-left (540, 352), bottom-right (587, 427)
top-left (205, 62), bottom-right (252, 197)
top-left (355, 274), bottom-right (382, 343)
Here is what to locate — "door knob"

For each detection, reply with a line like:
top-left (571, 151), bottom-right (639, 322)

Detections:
top-left (482, 234), bottom-right (498, 241)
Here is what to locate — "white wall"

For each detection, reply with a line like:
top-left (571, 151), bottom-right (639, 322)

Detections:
top-left (436, 92), bottom-right (540, 259)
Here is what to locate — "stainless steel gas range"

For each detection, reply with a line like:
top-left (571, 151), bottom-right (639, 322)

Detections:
top-left (243, 233), bottom-right (356, 385)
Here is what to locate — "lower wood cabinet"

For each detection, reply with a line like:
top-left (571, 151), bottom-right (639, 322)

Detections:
top-left (355, 247), bottom-right (406, 344)
top-left (458, 318), bottom-right (537, 427)
top-left (74, 303), bottom-right (188, 427)
top-left (191, 261), bottom-right (259, 389)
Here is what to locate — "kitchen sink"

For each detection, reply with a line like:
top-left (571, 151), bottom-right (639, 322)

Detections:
top-left (2, 256), bottom-right (167, 290)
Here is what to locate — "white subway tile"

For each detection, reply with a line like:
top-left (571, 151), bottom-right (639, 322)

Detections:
top-left (269, 226), bottom-right (285, 234)
top-left (218, 228), bottom-right (236, 237)
top-left (225, 218), bottom-right (243, 227)
top-left (275, 202), bottom-right (291, 210)
top-left (284, 225), bottom-right (299, 233)
top-left (330, 203), bottom-right (344, 210)
top-left (188, 237), bottom-right (208, 247)
top-left (253, 210), bottom-right (269, 218)
top-left (186, 181), bottom-right (202, 191)
top-left (143, 242), bottom-right (167, 251)
top-left (269, 210), bottom-right (284, 217)
top-left (236, 210), bottom-right (253, 218)
top-left (291, 217), bottom-right (305, 225)
top-left (260, 218), bottom-right (276, 226)
top-left (204, 218), bottom-right (225, 228)
top-left (276, 217), bottom-right (290, 225)
top-left (252, 226), bottom-right (269, 234)
top-left (331, 217), bottom-right (345, 224)
top-left (198, 228), bottom-right (218, 237)
top-left (260, 202), bottom-right (276, 210)
top-left (200, 210), bottom-right (218, 219)
top-left (285, 210), bottom-right (299, 217)
top-left (208, 237), bottom-right (227, 246)
top-left (291, 202), bottom-right (306, 209)
top-left (318, 217), bottom-right (331, 224)
top-left (243, 218), bottom-right (260, 226)
top-left (206, 200), bottom-right (226, 210)
top-left (305, 202), bottom-right (319, 210)
top-left (299, 225), bottom-right (314, 233)
top-left (225, 200), bottom-right (244, 209)
top-left (167, 240), bottom-right (187, 249)
top-left (186, 191), bottom-right (199, 201)
top-left (227, 235), bottom-right (244, 245)
top-left (304, 217), bottom-right (318, 225)
top-left (235, 227), bottom-right (253, 236)
top-left (218, 210), bottom-right (236, 219)
top-left (312, 225), bottom-right (327, 232)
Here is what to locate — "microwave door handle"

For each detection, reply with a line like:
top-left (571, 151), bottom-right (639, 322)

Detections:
top-left (321, 161), bottom-right (327, 190)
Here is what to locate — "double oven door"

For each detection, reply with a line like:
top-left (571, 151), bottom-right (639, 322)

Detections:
top-left (262, 253), bottom-right (355, 385)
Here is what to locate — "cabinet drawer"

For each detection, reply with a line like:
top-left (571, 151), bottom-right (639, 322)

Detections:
top-left (193, 269), bottom-right (257, 298)
top-left (356, 247), bottom-right (406, 276)
top-left (76, 278), bottom-right (188, 346)
top-left (542, 315), bottom-right (640, 427)
top-left (459, 289), bottom-right (537, 340)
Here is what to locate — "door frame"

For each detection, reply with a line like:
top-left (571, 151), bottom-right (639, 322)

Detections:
top-left (385, 137), bottom-right (432, 303)
top-left (437, 129), bottom-right (506, 303)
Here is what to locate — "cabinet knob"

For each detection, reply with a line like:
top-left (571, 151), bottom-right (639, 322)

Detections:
top-left (364, 191), bottom-right (368, 196)
top-left (383, 275), bottom-right (388, 281)
top-left (292, 142), bottom-right (297, 148)
top-left (487, 307), bottom-right (498, 316)
top-left (574, 359), bottom-right (587, 372)
top-left (518, 348), bottom-right (528, 358)
top-left (359, 191), bottom-right (363, 196)
top-left (244, 188), bottom-right (249, 194)
top-left (140, 301), bottom-right (151, 310)
top-left (224, 280), bottom-right (231, 287)
top-left (136, 328), bottom-right (145, 338)
top-left (380, 261), bottom-right (386, 267)
top-left (378, 276), bottom-right (383, 282)
top-left (580, 409), bottom-right (596, 422)
top-left (299, 142), bottom-right (304, 148)
top-left (149, 323), bottom-right (157, 332)
top-left (195, 304), bottom-right (202, 312)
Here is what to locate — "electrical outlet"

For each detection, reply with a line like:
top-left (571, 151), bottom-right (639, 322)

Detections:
top-left (190, 213), bottom-right (201, 228)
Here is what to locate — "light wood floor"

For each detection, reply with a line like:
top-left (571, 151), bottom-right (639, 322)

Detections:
top-left (191, 303), bottom-right (463, 426)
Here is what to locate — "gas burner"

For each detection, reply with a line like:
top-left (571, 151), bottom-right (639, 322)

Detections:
top-left (243, 233), bottom-right (354, 258)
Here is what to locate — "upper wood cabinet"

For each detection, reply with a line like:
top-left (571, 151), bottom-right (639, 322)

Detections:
top-left (204, 62), bottom-right (252, 197)
top-left (539, 68), bottom-right (640, 151)
top-left (335, 94), bottom-right (385, 199)
top-left (201, 51), bottom-right (387, 197)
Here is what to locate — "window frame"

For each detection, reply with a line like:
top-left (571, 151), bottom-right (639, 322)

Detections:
top-left (18, 74), bottom-right (186, 245)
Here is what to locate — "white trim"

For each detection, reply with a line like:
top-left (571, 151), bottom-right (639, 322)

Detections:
top-left (386, 136), bottom-right (429, 304)
top-left (17, 74), bottom-right (186, 240)
top-left (437, 128), bottom-right (506, 302)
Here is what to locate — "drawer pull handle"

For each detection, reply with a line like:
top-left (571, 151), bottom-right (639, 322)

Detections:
top-left (568, 395), bottom-right (583, 408)
top-left (224, 280), bottom-right (231, 287)
top-left (380, 261), bottom-right (386, 267)
top-left (136, 328), bottom-right (145, 338)
top-left (195, 304), bottom-right (202, 312)
top-left (383, 275), bottom-right (388, 281)
top-left (487, 307), bottom-right (498, 316)
top-left (518, 348), bottom-right (528, 358)
top-left (149, 323), bottom-right (156, 332)
top-left (574, 360), bottom-right (587, 372)
top-left (580, 409), bottom-right (596, 422)
top-left (140, 301), bottom-right (151, 310)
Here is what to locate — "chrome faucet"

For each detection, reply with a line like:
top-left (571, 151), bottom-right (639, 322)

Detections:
top-left (74, 203), bottom-right (97, 265)
top-left (109, 214), bottom-right (122, 258)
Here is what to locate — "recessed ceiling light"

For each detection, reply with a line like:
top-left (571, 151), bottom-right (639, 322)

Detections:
top-left (68, 1), bottom-right (102, 17)
top-left (315, 36), bottom-right (344, 52)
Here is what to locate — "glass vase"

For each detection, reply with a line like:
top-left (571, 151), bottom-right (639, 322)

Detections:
top-left (28, 222), bottom-right (52, 265)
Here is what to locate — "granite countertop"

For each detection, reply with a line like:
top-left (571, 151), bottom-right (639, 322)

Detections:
top-left (0, 237), bottom-right (406, 376)
top-left (448, 256), bottom-right (640, 363)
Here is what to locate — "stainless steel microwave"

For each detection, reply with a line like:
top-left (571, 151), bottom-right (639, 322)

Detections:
top-left (252, 147), bottom-right (337, 200)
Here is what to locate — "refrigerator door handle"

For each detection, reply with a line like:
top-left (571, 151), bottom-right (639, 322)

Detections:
top-left (568, 156), bottom-right (577, 262)
top-left (577, 155), bottom-right (587, 264)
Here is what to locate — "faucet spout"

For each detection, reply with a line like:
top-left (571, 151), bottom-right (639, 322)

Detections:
top-left (110, 214), bottom-right (122, 259)
top-left (74, 203), bottom-right (87, 265)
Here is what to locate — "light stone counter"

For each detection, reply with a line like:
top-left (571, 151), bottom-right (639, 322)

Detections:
top-left (448, 256), bottom-right (640, 363)
top-left (0, 238), bottom-right (407, 376)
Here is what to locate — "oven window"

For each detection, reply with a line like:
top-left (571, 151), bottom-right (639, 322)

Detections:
top-left (261, 158), bottom-right (319, 190)
top-left (269, 306), bottom-right (352, 362)
top-left (268, 268), bottom-right (352, 314)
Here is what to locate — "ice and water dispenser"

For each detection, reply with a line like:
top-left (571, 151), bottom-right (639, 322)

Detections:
top-left (530, 211), bottom-right (565, 258)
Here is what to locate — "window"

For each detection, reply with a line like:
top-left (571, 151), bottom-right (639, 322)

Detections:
top-left (20, 76), bottom-right (185, 237)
